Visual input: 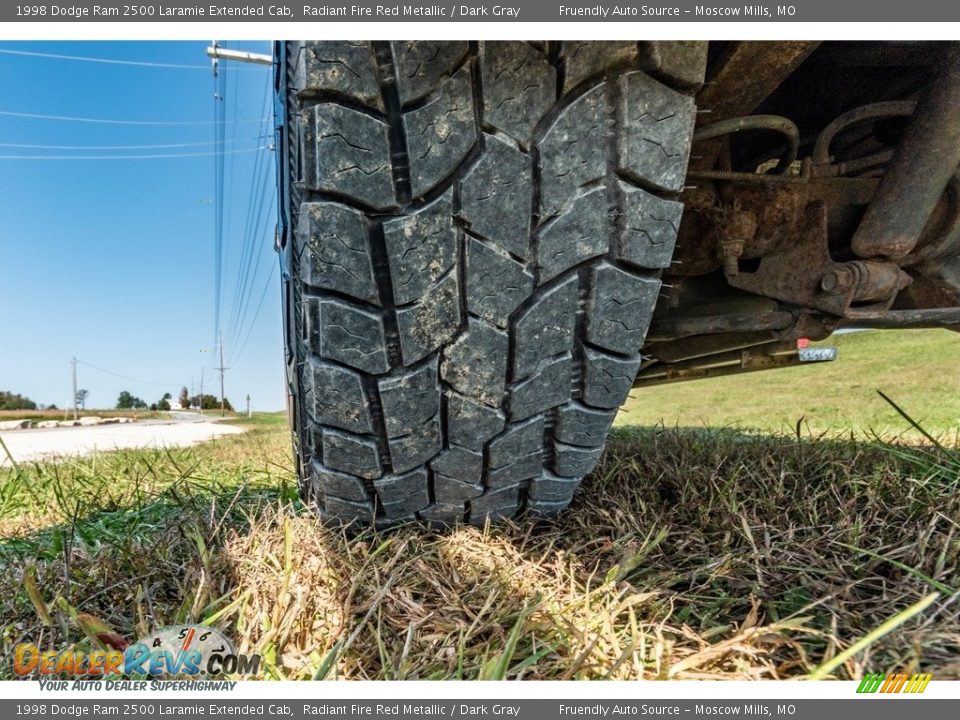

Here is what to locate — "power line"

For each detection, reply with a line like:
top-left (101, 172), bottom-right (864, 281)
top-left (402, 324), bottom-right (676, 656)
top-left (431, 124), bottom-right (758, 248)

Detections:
top-left (233, 263), bottom-right (279, 365)
top-left (0, 147), bottom-right (266, 160)
top-left (0, 47), bottom-right (272, 71)
top-left (0, 137), bottom-right (266, 151)
top-left (0, 47), bottom-right (211, 69)
top-left (75, 360), bottom-right (178, 388)
top-left (225, 75), bottom-right (275, 349)
top-left (0, 110), bottom-right (267, 126)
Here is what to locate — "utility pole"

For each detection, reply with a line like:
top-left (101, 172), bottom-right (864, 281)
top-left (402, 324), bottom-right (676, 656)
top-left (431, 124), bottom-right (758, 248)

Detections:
top-left (199, 367), bottom-right (204, 416)
top-left (216, 333), bottom-right (228, 417)
top-left (71, 357), bottom-right (78, 421)
top-left (246, 393), bottom-right (251, 419)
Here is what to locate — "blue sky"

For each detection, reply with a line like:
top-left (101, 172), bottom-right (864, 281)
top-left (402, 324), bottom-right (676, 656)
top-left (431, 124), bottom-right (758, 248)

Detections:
top-left (0, 41), bottom-right (286, 411)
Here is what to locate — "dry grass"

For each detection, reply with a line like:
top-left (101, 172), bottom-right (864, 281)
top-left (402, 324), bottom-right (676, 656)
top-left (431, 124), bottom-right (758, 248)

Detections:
top-left (0, 409), bottom-right (166, 422)
top-left (1, 416), bottom-right (958, 680)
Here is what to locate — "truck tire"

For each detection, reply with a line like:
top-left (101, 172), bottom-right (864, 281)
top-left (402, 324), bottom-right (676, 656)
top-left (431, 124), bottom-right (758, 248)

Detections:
top-left (279, 41), bottom-right (702, 526)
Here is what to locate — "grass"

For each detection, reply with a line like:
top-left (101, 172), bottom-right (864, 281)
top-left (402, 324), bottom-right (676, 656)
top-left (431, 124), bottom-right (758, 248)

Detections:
top-left (619, 329), bottom-right (960, 440)
top-left (0, 409), bottom-right (168, 423)
top-left (1, 410), bottom-right (957, 680)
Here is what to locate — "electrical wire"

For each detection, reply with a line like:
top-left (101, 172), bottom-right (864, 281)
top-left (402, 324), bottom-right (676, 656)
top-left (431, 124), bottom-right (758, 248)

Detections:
top-left (0, 147), bottom-right (265, 160)
top-left (225, 76), bottom-right (274, 350)
top-left (0, 47), bottom-right (210, 69)
top-left (76, 360), bottom-right (179, 388)
top-left (0, 137), bottom-right (265, 150)
top-left (0, 47), bottom-right (271, 71)
top-left (232, 263), bottom-right (279, 366)
top-left (0, 109), bottom-right (267, 126)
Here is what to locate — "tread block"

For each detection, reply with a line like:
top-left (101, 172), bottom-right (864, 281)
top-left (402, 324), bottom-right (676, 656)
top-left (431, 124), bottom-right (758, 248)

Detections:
top-left (420, 502), bottom-right (466, 524)
top-left (539, 84), bottom-right (607, 219)
top-left (555, 403), bottom-right (617, 447)
top-left (509, 354), bottom-right (572, 421)
top-left (469, 485), bottom-right (520, 524)
top-left (528, 472), bottom-right (581, 504)
top-left (396, 272), bottom-right (461, 364)
top-left (441, 316), bottom-right (508, 406)
top-left (434, 473), bottom-right (483, 504)
top-left (322, 429), bottom-right (382, 479)
top-left (618, 71), bottom-right (695, 194)
top-left (619, 182), bottom-right (683, 270)
top-left (445, 392), bottom-right (506, 451)
top-left (553, 442), bottom-right (603, 478)
top-left (431, 446), bottom-right (483, 484)
top-left (405, 66), bottom-right (477, 198)
top-left (581, 346), bottom-right (642, 409)
top-left (308, 359), bottom-right (373, 434)
top-left (537, 188), bottom-right (609, 282)
top-left (299, 202), bottom-right (379, 304)
top-left (465, 238), bottom-right (533, 328)
top-left (383, 190), bottom-right (456, 306)
top-left (323, 496), bottom-right (375, 523)
top-left (392, 41), bottom-right (469, 105)
top-left (387, 415), bottom-right (442, 473)
top-left (488, 453), bottom-right (542, 488)
top-left (378, 358), bottom-right (440, 437)
top-left (302, 103), bottom-right (395, 210)
top-left (513, 275), bottom-right (578, 380)
top-left (294, 41), bottom-right (383, 110)
top-left (309, 460), bottom-right (370, 503)
top-left (315, 298), bottom-right (390, 374)
top-left (489, 416), bottom-right (544, 469)
top-left (640, 41), bottom-right (708, 92)
top-left (562, 41), bottom-right (638, 92)
top-left (460, 135), bottom-right (532, 260)
top-left (374, 467), bottom-right (430, 518)
top-left (480, 42), bottom-right (555, 145)
top-left (586, 263), bottom-right (660, 354)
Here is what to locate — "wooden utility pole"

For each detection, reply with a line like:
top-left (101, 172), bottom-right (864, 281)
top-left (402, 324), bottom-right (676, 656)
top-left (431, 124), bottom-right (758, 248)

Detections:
top-left (71, 357), bottom-right (78, 421)
top-left (246, 393), bottom-right (251, 419)
top-left (217, 334), bottom-right (228, 417)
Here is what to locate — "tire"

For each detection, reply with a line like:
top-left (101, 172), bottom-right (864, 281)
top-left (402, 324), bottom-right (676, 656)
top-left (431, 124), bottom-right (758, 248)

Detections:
top-left (279, 41), bottom-right (703, 526)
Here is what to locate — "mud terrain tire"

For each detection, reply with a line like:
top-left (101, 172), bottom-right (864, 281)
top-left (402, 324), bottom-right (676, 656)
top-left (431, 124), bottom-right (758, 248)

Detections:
top-left (280, 41), bottom-right (702, 525)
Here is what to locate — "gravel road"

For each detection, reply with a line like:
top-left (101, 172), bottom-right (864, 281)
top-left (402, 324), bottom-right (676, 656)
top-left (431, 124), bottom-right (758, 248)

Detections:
top-left (0, 414), bottom-right (245, 467)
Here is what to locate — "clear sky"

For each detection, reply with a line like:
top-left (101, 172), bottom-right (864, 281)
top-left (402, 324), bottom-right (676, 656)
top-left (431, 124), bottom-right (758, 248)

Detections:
top-left (0, 41), bottom-right (286, 411)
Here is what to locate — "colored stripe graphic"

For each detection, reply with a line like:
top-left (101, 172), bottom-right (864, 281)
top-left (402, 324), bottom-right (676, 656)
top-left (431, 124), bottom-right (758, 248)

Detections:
top-left (856, 672), bottom-right (931, 694)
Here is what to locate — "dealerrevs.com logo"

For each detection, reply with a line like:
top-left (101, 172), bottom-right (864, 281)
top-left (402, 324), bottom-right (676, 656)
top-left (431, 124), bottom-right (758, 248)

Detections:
top-left (14, 625), bottom-right (261, 678)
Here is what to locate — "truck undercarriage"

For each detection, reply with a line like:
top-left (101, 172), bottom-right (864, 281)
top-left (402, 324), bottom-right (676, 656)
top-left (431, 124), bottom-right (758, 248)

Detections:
top-left (643, 41), bottom-right (960, 386)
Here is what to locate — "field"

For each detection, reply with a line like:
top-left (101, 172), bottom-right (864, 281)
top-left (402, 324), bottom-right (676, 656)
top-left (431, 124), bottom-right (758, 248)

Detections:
top-left (0, 409), bottom-right (167, 423)
top-left (0, 329), bottom-right (958, 681)
top-left (620, 328), bottom-right (960, 440)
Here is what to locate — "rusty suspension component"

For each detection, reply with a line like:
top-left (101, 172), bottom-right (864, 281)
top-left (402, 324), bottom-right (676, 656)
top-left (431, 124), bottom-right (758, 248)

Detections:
top-left (851, 44), bottom-right (960, 259)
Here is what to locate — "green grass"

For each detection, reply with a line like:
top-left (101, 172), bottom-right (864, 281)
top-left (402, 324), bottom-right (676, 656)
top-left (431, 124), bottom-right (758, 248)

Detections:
top-left (618, 329), bottom-right (960, 440)
top-left (1, 411), bottom-right (957, 681)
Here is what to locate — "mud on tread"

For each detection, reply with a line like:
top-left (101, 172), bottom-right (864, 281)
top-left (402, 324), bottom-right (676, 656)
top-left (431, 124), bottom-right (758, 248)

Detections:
top-left (285, 41), bottom-right (700, 526)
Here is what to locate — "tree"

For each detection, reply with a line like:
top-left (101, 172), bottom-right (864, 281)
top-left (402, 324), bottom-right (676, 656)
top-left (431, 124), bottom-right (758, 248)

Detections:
top-left (157, 392), bottom-right (171, 411)
top-left (191, 394), bottom-right (233, 412)
top-left (0, 391), bottom-right (37, 411)
top-left (116, 391), bottom-right (147, 410)
top-left (75, 389), bottom-right (89, 410)
top-left (178, 386), bottom-right (190, 410)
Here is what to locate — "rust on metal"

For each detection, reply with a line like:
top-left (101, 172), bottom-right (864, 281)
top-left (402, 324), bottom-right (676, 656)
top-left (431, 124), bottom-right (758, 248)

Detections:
top-left (634, 344), bottom-right (821, 387)
top-left (726, 201), bottom-right (911, 315)
top-left (691, 42), bottom-right (820, 171)
top-left (838, 307), bottom-right (960, 329)
top-left (851, 44), bottom-right (960, 259)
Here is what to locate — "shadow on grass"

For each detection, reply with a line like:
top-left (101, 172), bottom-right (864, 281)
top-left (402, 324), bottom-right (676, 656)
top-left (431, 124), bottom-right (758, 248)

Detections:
top-left (2, 425), bottom-right (958, 680)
